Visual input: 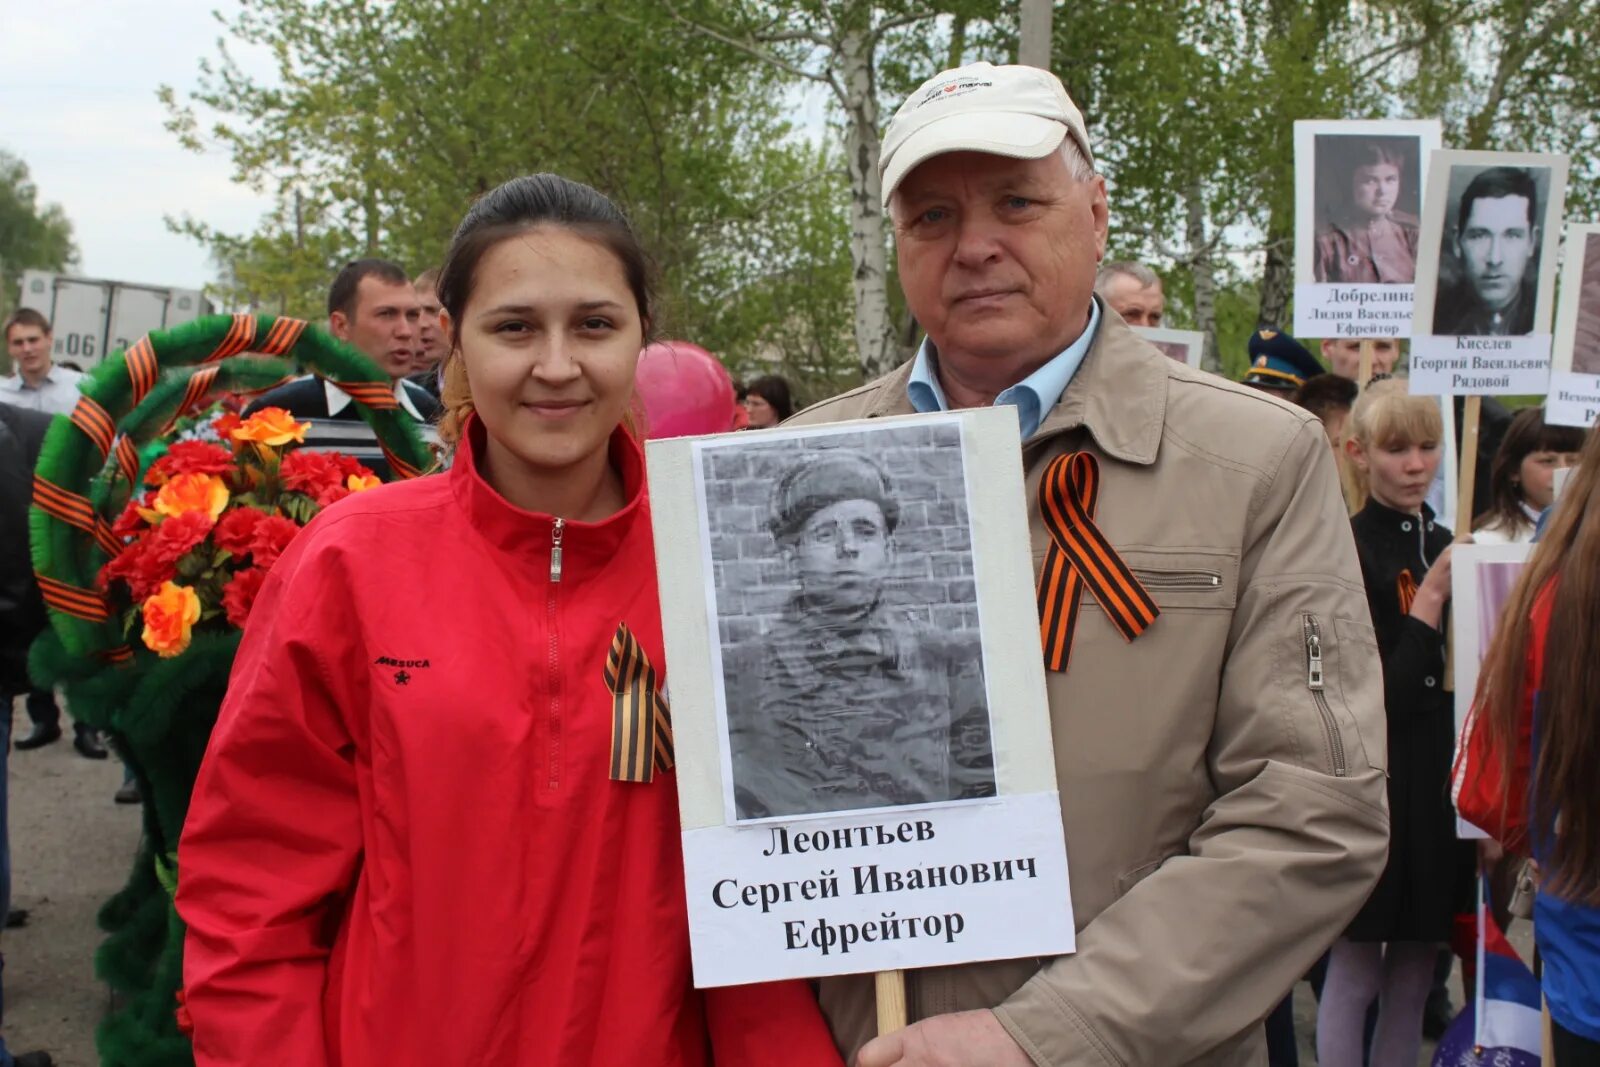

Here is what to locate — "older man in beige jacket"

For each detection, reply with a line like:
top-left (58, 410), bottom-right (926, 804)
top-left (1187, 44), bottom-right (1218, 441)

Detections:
top-left (790, 62), bottom-right (1389, 1067)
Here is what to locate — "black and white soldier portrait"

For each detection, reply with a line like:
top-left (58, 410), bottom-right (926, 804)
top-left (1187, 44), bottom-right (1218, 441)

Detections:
top-left (1573, 232), bottom-right (1600, 376)
top-left (1430, 164), bottom-right (1552, 337)
top-left (701, 422), bottom-right (996, 821)
top-left (1312, 134), bottom-right (1423, 285)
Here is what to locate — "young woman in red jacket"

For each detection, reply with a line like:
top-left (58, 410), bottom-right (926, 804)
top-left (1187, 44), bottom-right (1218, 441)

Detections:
top-left (1457, 422), bottom-right (1600, 1065)
top-left (176, 174), bottom-right (844, 1067)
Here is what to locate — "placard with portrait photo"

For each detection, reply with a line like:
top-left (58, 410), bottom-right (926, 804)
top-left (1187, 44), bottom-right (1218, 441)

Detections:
top-left (1546, 222), bottom-right (1600, 427)
top-left (1450, 542), bottom-right (1534, 839)
top-left (1294, 119), bottom-right (1442, 340)
top-left (1133, 326), bottom-right (1204, 368)
top-left (1409, 150), bottom-right (1570, 395)
top-left (647, 408), bottom-right (1075, 986)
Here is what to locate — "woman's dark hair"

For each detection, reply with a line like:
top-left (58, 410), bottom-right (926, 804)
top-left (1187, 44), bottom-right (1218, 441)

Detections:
top-left (1474, 422), bottom-right (1600, 903)
top-left (744, 374), bottom-right (794, 422)
top-left (1474, 406), bottom-right (1584, 536)
top-left (435, 174), bottom-right (654, 445)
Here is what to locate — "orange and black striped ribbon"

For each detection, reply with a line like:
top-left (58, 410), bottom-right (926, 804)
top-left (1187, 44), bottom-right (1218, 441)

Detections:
top-left (113, 434), bottom-right (140, 487)
top-left (232, 375), bottom-right (296, 399)
top-left (70, 395), bottom-right (115, 460)
top-left (94, 517), bottom-right (121, 558)
top-left (327, 379), bottom-right (401, 411)
top-left (32, 475), bottom-right (118, 555)
top-left (1037, 452), bottom-right (1161, 672)
top-left (31, 474), bottom-right (96, 533)
top-left (1397, 570), bottom-right (1418, 616)
top-left (605, 623), bottom-right (674, 783)
top-left (36, 573), bottom-right (109, 623)
top-left (380, 444), bottom-right (422, 480)
top-left (160, 366), bottom-right (221, 436)
top-left (99, 645), bottom-right (133, 665)
top-left (255, 316), bottom-right (307, 357)
top-left (205, 314), bottom-right (258, 363)
top-left (125, 336), bottom-right (159, 407)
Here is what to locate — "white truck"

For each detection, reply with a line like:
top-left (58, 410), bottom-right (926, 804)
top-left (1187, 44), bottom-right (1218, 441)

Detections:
top-left (17, 270), bottom-right (213, 370)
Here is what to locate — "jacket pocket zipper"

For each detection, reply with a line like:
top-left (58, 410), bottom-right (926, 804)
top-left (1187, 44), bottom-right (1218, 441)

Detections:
top-left (1130, 568), bottom-right (1222, 590)
top-left (1302, 614), bottom-right (1347, 778)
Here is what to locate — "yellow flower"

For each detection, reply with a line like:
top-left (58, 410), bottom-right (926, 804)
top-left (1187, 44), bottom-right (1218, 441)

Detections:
top-left (231, 407), bottom-right (309, 447)
top-left (140, 581), bottom-right (202, 658)
top-left (153, 473), bottom-right (230, 521)
top-left (347, 472), bottom-right (381, 493)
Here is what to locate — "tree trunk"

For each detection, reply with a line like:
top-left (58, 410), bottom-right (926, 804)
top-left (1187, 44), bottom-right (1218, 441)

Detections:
top-left (1186, 182), bottom-right (1221, 373)
top-left (1257, 209), bottom-right (1292, 331)
top-left (839, 24), bottom-right (903, 381)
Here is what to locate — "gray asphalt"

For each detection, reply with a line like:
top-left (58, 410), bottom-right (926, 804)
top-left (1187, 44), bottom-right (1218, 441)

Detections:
top-left (4, 697), bottom-right (142, 1066)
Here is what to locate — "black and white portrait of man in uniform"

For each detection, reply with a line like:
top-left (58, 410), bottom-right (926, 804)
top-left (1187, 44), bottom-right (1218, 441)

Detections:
top-left (708, 431), bottom-right (995, 821)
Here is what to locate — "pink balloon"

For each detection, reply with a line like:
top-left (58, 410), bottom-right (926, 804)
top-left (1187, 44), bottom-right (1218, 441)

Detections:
top-left (634, 341), bottom-right (740, 440)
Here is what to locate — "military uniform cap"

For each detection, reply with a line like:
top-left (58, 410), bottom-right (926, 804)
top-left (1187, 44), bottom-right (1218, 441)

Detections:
top-left (1242, 328), bottom-right (1323, 391)
top-left (770, 451), bottom-right (899, 540)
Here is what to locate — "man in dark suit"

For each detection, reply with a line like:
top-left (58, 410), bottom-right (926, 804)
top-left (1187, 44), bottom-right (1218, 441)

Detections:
top-left (1, 402), bottom-right (106, 760)
top-left (247, 259), bottom-right (441, 422)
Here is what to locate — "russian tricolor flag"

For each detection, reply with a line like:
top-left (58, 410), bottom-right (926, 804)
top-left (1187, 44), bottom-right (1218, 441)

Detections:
top-left (1433, 878), bottom-right (1543, 1066)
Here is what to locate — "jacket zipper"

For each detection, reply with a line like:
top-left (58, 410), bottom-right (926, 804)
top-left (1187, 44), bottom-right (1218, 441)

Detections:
top-left (1302, 614), bottom-right (1347, 778)
top-left (547, 518), bottom-right (564, 792)
top-left (1130, 568), bottom-right (1222, 590)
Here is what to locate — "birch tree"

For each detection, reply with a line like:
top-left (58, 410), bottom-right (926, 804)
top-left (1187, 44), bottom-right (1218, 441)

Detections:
top-left (664, 0), bottom-right (1001, 380)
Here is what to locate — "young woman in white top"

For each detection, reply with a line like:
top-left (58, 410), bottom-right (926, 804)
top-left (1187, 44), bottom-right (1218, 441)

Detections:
top-left (1472, 407), bottom-right (1583, 545)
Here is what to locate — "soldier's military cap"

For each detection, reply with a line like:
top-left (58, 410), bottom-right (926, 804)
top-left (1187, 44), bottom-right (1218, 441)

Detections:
top-left (1243, 329), bottom-right (1323, 392)
top-left (769, 451), bottom-right (900, 541)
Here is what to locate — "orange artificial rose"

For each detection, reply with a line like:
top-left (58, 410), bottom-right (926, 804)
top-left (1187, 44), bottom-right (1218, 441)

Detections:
top-left (141, 581), bottom-right (202, 658)
top-left (153, 472), bottom-right (230, 521)
top-left (347, 472), bottom-right (381, 493)
top-left (231, 407), bottom-right (309, 447)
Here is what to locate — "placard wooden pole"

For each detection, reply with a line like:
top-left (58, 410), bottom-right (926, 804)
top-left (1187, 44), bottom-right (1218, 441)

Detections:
top-left (1456, 396), bottom-right (1482, 538)
top-left (876, 969), bottom-right (907, 1035)
top-left (1445, 395), bottom-right (1483, 693)
top-left (1358, 339), bottom-right (1376, 389)
top-left (1543, 996), bottom-right (1554, 1062)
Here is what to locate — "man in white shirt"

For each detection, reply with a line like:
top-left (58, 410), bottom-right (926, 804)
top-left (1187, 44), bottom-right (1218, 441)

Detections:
top-left (1, 309), bottom-right (84, 417)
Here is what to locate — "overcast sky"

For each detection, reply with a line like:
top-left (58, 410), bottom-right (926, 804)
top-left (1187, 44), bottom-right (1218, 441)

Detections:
top-left (1, 0), bottom-right (275, 292)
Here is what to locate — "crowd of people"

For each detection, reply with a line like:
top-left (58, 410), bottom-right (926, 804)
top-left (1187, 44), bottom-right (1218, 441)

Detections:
top-left (0, 57), bottom-right (1596, 1067)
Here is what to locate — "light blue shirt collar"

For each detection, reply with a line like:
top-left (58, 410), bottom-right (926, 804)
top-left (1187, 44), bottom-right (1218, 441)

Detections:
top-left (906, 299), bottom-right (1101, 439)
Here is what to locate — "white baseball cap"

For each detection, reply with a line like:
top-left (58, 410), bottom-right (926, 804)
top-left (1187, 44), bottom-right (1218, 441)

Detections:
top-left (879, 62), bottom-right (1094, 209)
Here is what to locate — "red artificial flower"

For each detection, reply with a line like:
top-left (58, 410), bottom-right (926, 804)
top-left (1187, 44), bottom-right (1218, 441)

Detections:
top-left (213, 506), bottom-right (266, 558)
top-left (99, 540), bottom-right (149, 596)
top-left (145, 510), bottom-right (215, 569)
top-left (174, 988), bottom-right (194, 1036)
top-left (250, 514), bottom-right (303, 570)
top-left (145, 441), bottom-right (234, 486)
top-left (112, 492), bottom-right (157, 538)
top-left (280, 449), bottom-right (341, 496)
top-left (212, 411), bottom-right (243, 443)
top-left (221, 567), bottom-right (268, 628)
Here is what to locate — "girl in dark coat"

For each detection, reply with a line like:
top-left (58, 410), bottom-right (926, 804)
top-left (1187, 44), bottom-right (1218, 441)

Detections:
top-left (1317, 380), bottom-right (1474, 1067)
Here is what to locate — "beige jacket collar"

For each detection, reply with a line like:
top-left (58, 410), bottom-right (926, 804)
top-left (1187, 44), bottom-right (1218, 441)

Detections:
top-left (860, 306), bottom-right (1168, 466)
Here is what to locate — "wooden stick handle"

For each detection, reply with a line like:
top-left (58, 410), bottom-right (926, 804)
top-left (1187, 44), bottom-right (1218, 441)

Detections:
top-left (1456, 395), bottom-right (1482, 538)
top-left (1358, 339), bottom-right (1376, 389)
top-left (876, 969), bottom-right (908, 1035)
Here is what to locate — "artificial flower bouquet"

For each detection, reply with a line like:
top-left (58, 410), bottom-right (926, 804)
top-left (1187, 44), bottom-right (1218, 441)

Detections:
top-left (98, 406), bottom-right (381, 658)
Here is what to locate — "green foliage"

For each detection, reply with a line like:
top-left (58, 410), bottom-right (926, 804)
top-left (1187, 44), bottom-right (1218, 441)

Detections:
top-left (162, 0), bottom-right (867, 385)
top-left (0, 149), bottom-right (78, 359)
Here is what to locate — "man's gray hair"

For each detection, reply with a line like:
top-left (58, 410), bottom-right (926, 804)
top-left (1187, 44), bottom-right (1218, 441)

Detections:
top-left (1095, 260), bottom-right (1162, 293)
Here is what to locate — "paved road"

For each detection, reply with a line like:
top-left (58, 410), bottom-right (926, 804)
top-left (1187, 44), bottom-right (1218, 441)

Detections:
top-left (4, 698), bottom-right (142, 1067)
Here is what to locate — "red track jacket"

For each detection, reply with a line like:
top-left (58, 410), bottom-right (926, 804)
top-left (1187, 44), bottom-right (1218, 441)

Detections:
top-left (177, 417), bottom-right (843, 1067)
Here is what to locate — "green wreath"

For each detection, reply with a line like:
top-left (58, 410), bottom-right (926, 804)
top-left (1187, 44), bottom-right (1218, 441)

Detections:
top-left (30, 313), bottom-right (434, 659)
top-left (23, 315), bottom-right (435, 1067)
